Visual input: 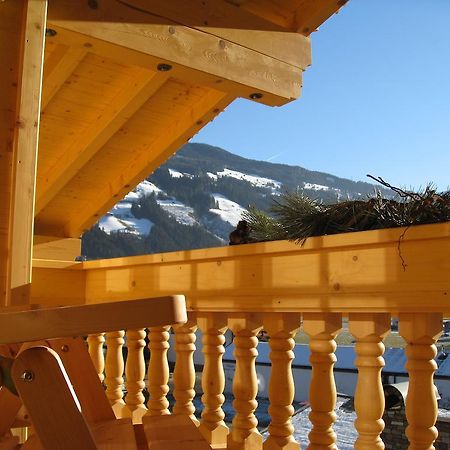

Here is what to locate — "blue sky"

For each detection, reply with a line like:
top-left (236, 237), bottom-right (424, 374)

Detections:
top-left (192, 0), bottom-right (450, 190)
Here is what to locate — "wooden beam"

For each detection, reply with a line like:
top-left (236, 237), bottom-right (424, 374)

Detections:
top-left (294, 0), bottom-right (347, 35)
top-left (45, 24), bottom-right (295, 107)
top-left (78, 223), bottom-right (450, 314)
top-left (33, 235), bottom-right (81, 261)
top-left (0, 296), bottom-right (186, 343)
top-left (41, 43), bottom-right (87, 109)
top-left (0, 0), bottom-right (47, 306)
top-left (35, 68), bottom-right (168, 214)
top-left (47, 20), bottom-right (302, 102)
top-left (47, 0), bottom-right (286, 31)
top-left (61, 89), bottom-right (231, 238)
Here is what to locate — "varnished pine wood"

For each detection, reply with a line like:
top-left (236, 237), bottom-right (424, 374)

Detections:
top-left (349, 313), bottom-right (390, 450)
top-left (197, 313), bottom-right (229, 447)
top-left (263, 314), bottom-right (301, 450)
top-left (227, 315), bottom-right (263, 450)
top-left (105, 330), bottom-right (127, 417)
top-left (125, 329), bottom-right (148, 421)
top-left (0, 0), bottom-right (46, 306)
top-left (146, 326), bottom-right (171, 416)
top-left (173, 317), bottom-right (198, 421)
top-left (0, 296), bottom-right (187, 343)
top-left (88, 333), bottom-right (106, 383)
top-left (400, 313), bottom-right (443, 450)
top-left (303, 313), bottom-right (342, 450)
top-left (12, 347), bottom-right (98, 450)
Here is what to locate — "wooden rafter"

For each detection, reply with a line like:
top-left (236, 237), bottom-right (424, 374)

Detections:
top-left (0, 0), bottom-right (47, 306)
top-left (36, 68), bottom-right (169, 214)
top-left (42, 43), bottom-right (87, 109)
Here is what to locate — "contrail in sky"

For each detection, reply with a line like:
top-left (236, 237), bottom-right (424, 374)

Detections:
top-left (266, 152), bottom-right (285, 162)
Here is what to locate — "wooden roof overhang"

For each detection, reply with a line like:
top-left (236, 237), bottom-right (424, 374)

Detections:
top-left (1, 0), bottom-right (347, 306)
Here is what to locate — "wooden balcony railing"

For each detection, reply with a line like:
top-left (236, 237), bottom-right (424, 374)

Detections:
top-left (86, 311), bottom-right (444, 450)
top-left (32, 222), bottom-right (450, 449)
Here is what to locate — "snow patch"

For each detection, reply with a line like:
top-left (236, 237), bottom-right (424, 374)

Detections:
top-left (210, 194), bottom-right (247, 227)
top-left (168, 168), bottom-right (184, 178)
top-left (207, 172), bottom-right (218, 181)
top-left (303, 182), bottom-right (330, 191)
top-left (99, 214), bottom-right (153, 236)
top-left (136, 180), bottom-right (161, 197)
top-left (157, 199), bottom-right (197, 226)
top-left (217, 168), bottom-right (281, 190)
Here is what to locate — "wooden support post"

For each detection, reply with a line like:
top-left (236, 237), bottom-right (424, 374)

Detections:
top-left (146, 326), bottom-right (171, 416)
top-left (104, 330), bottom-right (127, 418)
top-left (197, 313), bottom-right (229, 447)
top-left (263, 313), bottom-right (301, 450)
top-left (349, 313), bottom-right (390, 450)
top-left (125, 329), bottom-right (148, 422)
top-left (0, 0), bottom-right (47, 306)
top-left (303, 313), bottom-right (342, 450)
top-left (227, 314), bottom-right (263, 450)
top-left (400, 313), bottom-right (443, 450)
top-left (173, 315), bottom-right (198, 423)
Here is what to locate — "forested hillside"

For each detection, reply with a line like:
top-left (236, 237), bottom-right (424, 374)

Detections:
top-left (82, 143), bottom-right (387, 259)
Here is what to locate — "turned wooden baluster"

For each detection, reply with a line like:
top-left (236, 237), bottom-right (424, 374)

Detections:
top-left (104, 330), bottom-right (127, 417)
top-left (173, 314), bottom-right (198, 423)
top-left (87, 333), bottom-right (105, 383)
top-left (198, 313), bottom-right (229, 447)
top-left (147, 326), bottom-right (171, 416)
top-left (400, 313), bottom-right (443, 450)
top-left (227, 314), bottom-right (263, 450)
top-left (263, 313), bottom-right (301, 450)
top-left (349, 313), bottom-right (390, 450)
top-left (125, 328), bottom-right (148, 422)
top-left (303, 313), bottom-right (342, 450)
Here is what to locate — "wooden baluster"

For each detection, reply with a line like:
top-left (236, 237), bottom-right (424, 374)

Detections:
top-left (197, 313), bottom-right (229, 447)
top-left (173, 315), bottom-right (198, 423)
top-left (227, 314), bottom-right (263, 450)
top-left (303, 313), bottom-right (342, 450)
top-left (104, 330), bottom-right (127, 418)
top-left (146, 326), bottom-right (171, 416)
top-left (263, 313), bottom-right (301, 450)
top-left (87, 333), bottom-right (105, 383)
top-left (399, 313), bottom-right (443, 450)
top-left (349, 313), bottom-right (390, 450)
top-left (125, 328), bottom-right (148, 422)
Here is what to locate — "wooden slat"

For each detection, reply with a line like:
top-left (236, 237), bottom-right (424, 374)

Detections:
top-left (0, 295), bottom-right (186, 344)
top-left (41, 43), bottom-right (87, 109)
top-left (0, 0), bottom-right (47, 306)
top-left (47, 19), bottom-right (302, 102)
top-left (36, 68), bottom-right (168, 214)
top-left (12, 347), bottom-right (98, 450)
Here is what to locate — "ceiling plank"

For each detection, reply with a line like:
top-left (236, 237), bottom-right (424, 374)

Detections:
top-left (0, 0), bottom-right (47, 306)
top-left (42, 43), bottom-right (87, 109)
top-left (62, 89), bottom-right (231, 238)
top-left (36, 68), bottom-right (169, 214)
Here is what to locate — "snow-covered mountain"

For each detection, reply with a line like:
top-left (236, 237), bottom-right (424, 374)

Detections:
top-left (82, 143), bottom-right (386, 259)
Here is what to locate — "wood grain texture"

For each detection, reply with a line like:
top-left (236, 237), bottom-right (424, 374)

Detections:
top-left (0, 295), bottom-right (186, 343)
